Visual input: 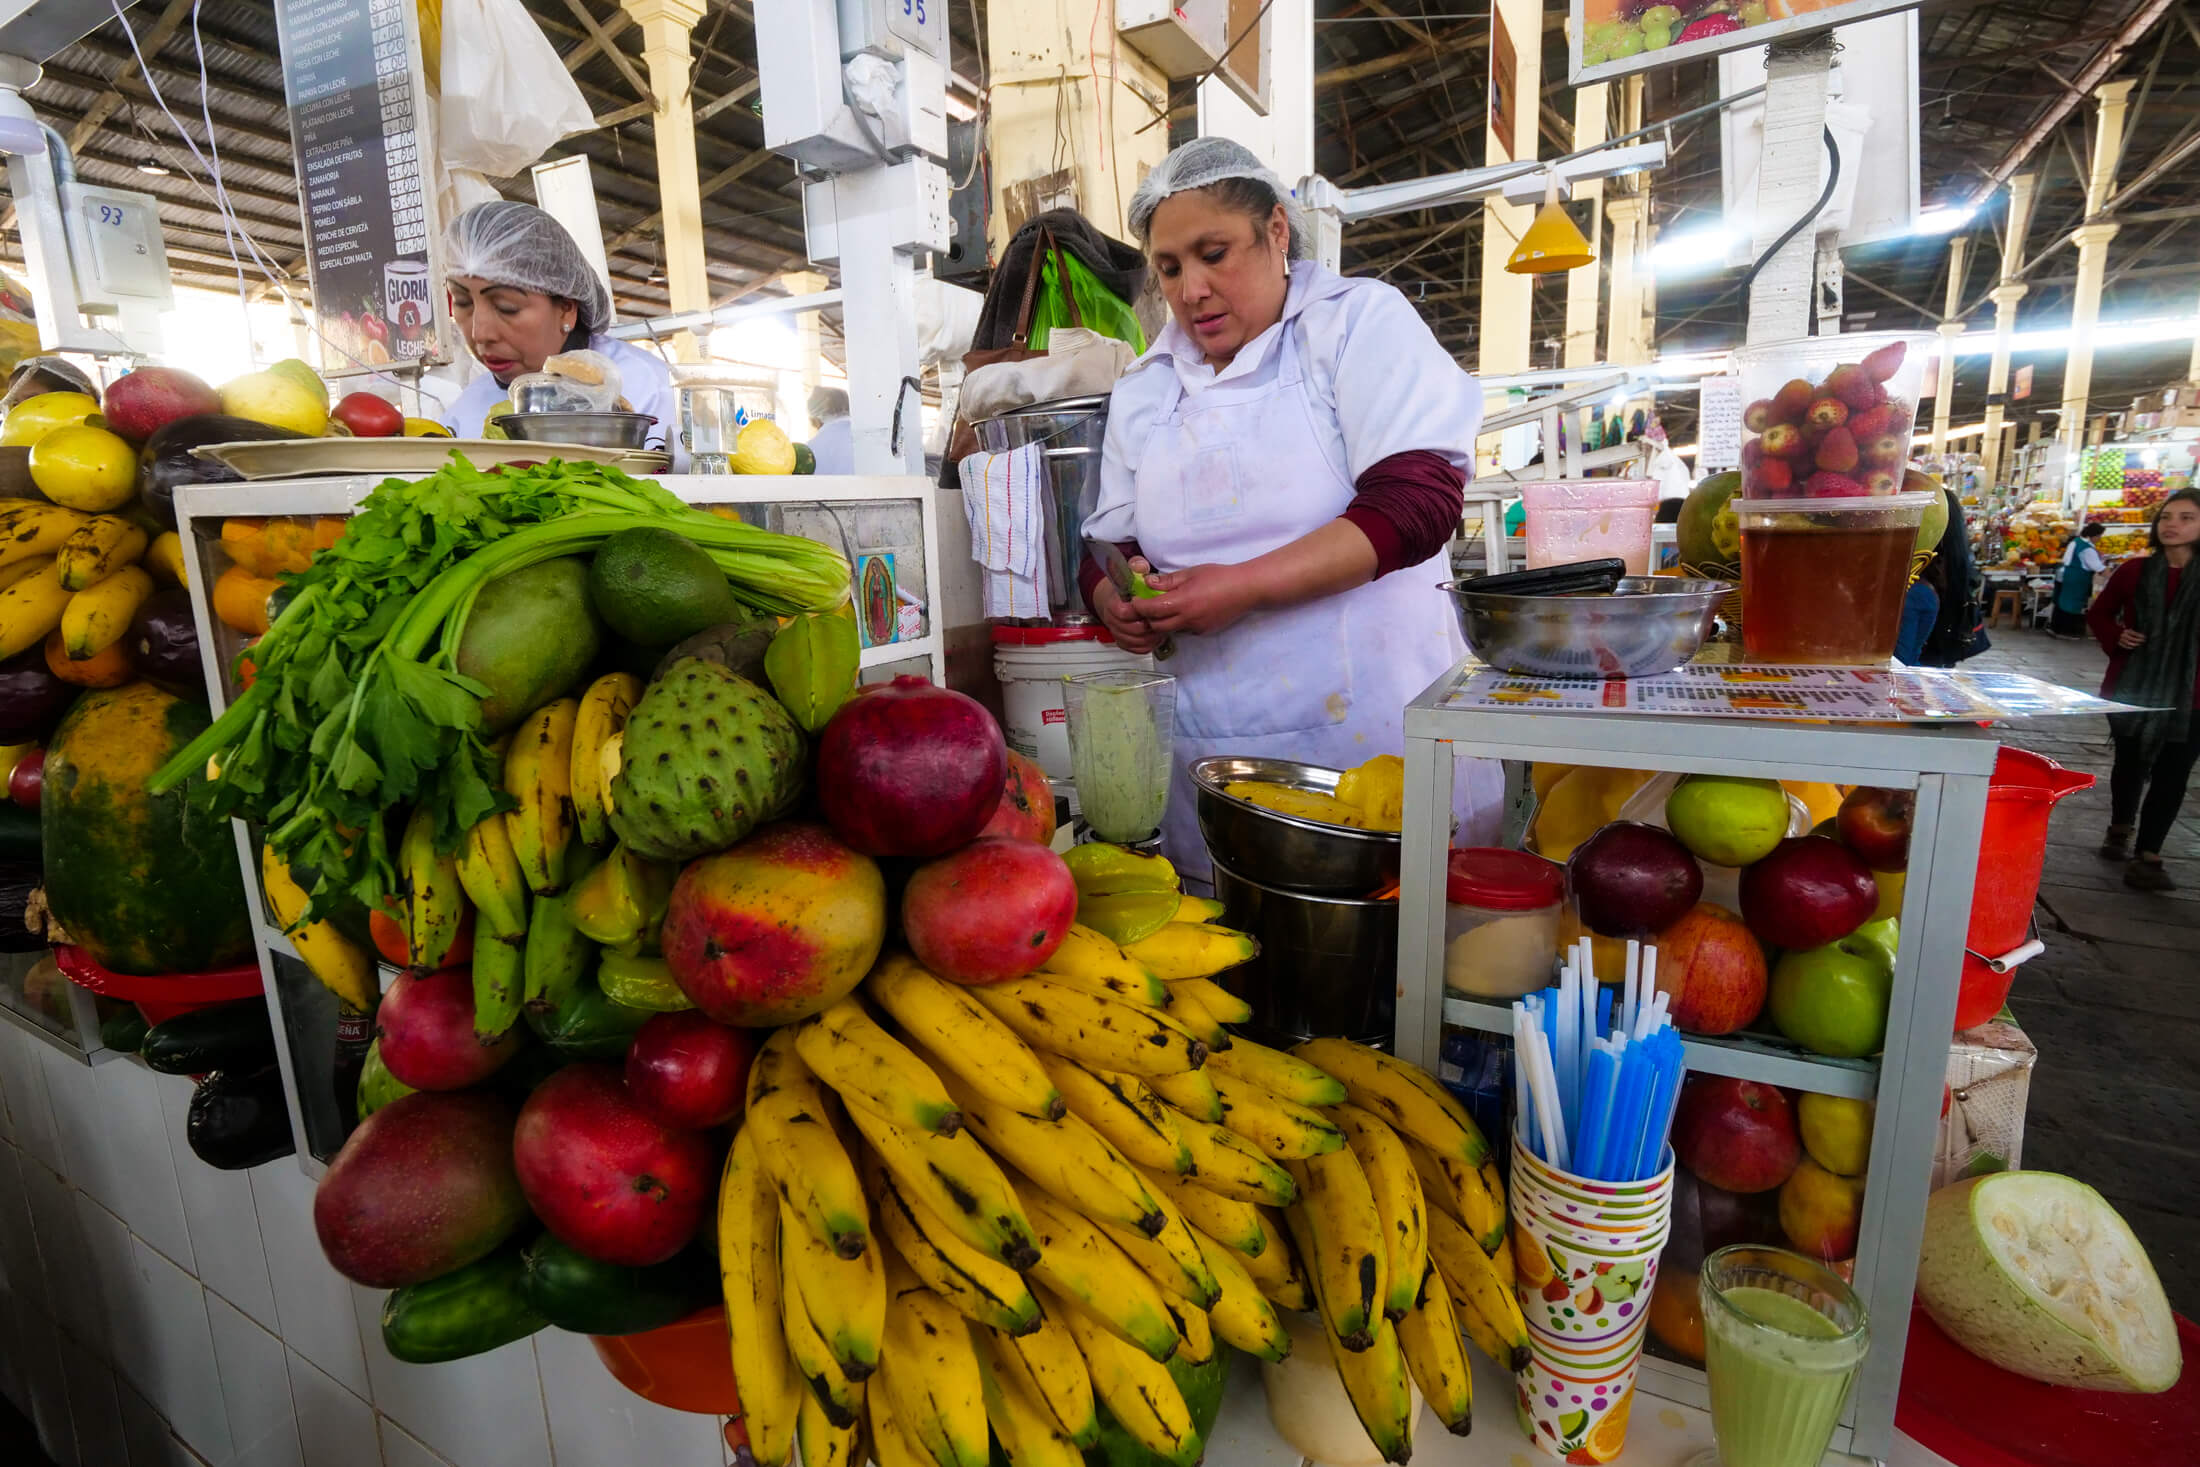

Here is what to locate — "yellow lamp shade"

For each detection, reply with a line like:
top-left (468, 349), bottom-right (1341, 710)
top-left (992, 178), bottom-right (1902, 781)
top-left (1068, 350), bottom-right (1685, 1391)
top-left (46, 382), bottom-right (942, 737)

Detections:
top-left (1506, 201), bottom-right (1595, 274)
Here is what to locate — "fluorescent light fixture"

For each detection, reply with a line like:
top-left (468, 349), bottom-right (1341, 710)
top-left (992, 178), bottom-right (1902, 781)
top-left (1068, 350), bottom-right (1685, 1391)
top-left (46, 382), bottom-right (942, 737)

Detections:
top-left (1911, 422), bottom-right (1987, 446)
top-left (1912, 206), bottom-right (1973, 236)
top-left (1648, 314), bottom-right (2200, 381)
top-left (137, 158), bottom-right (169, 176)
top-left (1647, 227), bottom-right (1733, 281)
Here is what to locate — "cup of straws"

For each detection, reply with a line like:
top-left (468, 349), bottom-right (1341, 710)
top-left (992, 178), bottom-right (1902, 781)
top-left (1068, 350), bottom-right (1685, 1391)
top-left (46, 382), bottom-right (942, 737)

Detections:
top-left (1506, 939), bottom-right (1687, 1463)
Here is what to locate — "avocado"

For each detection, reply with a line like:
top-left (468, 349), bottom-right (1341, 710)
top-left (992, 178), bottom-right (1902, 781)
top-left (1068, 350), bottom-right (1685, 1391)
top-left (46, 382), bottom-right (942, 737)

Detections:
top-left (455, 557), bottom-right (603, 732)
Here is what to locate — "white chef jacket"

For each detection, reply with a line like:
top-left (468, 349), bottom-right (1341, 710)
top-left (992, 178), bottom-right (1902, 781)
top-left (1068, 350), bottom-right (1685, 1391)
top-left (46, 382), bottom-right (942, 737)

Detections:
top-left (1085, 261), bottom-right (1503, 877)
top-left (444, 332), bottom-right (683, 468)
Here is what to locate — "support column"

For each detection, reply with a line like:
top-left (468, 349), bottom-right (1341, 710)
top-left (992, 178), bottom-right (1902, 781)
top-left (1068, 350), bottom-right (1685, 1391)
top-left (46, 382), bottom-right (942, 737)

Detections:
top-left (1746, 35), bottom-right (1837, 344)
top-left (1980, 173), bottom-right (2038, 485)
top-left (1476, 0), bottom-right (1544, 391)
top-left (1604, 196), bottom-right (1646, 365)
top-left (623, 0), bottom-right (708, 361)
top-left (2059, 80), bottom-right (2136, 453)
top-left (1930, 236), bottom-right (1969, 456)
top-left (1563, 83), bottom-right (1609, 369)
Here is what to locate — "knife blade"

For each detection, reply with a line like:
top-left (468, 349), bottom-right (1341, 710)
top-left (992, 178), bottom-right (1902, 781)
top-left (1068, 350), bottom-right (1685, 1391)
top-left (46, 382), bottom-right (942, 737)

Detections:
top-left (1085, 539), bottom-right (1174, 660)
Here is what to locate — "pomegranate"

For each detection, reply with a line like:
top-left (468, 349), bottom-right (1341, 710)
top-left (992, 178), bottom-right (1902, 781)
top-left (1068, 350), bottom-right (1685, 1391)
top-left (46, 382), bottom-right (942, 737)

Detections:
top-left (816, 675), bottom-right (1005, 858)
top-left (514, 1063), bottom-right (717, 1266)
top-left (375, 967), bottom-right (521, 1090)
top-left (314, 1091), bottom-right (526, 1286)
top-left (661, 822), bottom-right (887, 1026)
top-left (979, 749), bottom-right (1058, 845)
top-left (902, 837), bottom-right (1078, 984)
top-left (625, 1011), bottom-right (756, 1129)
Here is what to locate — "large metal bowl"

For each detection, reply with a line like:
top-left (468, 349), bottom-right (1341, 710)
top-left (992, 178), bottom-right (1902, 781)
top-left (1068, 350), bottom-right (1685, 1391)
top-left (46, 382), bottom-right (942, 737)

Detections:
top-left (1210, 856), bottom-right (1397, 1048)
top-left (1191, 756), bottom-right (1401, 897)
top-left (1443, 575), bottom-right (1730, 679)
top-left (491, 411), bottom-right (656, 448)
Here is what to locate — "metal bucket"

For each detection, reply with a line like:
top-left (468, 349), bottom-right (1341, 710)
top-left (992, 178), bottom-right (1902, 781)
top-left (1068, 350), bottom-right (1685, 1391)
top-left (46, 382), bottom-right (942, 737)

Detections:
top-left (972, 393), bottom-right (1110, 617)
top-left (1209, 856), bottom-right (1397, 1049)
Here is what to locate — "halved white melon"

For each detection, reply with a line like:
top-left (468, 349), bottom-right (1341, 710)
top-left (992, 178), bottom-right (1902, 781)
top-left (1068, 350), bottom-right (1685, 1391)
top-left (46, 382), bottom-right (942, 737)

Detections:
top-left (1917, 1171), bottom-right (2180, 1393)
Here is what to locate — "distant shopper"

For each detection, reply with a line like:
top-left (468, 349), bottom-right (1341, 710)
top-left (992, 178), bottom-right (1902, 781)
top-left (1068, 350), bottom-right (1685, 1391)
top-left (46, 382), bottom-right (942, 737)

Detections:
top-left (1920, 486), bottom-right (1988, 665)
top-left (809, 386), bottom-right (853, 475)
top-left (2088, 489), bottom-right (2200, 891)
top-left (2051, 521), bottom-right (2108, 637)
top-left (1895, 575), bottom-right (1939, 664)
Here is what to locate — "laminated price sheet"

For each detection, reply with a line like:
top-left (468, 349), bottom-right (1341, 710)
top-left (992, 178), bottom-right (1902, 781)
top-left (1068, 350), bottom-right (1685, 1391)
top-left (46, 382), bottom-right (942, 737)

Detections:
top-left (1434, 660), bottom-right (2133, 722)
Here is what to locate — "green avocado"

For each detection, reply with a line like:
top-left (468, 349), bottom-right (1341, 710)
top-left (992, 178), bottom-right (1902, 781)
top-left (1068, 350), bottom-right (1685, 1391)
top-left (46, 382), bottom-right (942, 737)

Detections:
top-left (454, 557), bottom-right (604, 733)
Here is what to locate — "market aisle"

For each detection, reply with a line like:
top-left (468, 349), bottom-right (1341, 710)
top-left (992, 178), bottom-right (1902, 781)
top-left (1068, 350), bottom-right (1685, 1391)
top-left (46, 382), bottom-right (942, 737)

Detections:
top-left (1964, 622), bottom-right (2200, 1317)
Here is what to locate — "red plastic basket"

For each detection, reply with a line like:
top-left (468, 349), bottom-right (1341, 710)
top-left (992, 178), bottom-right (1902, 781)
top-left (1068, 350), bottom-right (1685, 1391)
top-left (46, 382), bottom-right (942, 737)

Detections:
top-left (53, 944), bottom-right (265, 1026)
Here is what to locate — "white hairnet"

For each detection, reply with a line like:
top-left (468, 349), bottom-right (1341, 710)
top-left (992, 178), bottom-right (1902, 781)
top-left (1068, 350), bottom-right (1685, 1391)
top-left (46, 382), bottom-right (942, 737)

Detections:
top-left (443, 201), bottom-right (614, 332)
top-left (1126, 138), bottom-right (1311, 260)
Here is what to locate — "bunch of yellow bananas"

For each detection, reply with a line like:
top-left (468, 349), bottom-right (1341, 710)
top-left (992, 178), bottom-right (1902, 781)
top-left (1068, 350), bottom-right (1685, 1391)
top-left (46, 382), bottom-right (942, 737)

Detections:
top-left (0, 501), bottom-right (186, 662)
top-left (1280, 1038), bottom-right (1527, 1463)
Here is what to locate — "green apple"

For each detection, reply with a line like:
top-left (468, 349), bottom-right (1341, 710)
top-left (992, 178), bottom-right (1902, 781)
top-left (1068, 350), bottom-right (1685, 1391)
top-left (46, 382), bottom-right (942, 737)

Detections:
top-left (1768, 935), bottom-right (1894, 1059)
top-left (1665, 775), bottom-right (1790, 868)
top-left (1854, 916), bottom-right (1898, 968)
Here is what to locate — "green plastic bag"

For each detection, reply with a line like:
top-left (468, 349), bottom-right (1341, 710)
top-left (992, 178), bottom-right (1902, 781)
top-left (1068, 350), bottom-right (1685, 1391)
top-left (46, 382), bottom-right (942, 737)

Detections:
top-left (1029, 250), bottom-right (1145, 354)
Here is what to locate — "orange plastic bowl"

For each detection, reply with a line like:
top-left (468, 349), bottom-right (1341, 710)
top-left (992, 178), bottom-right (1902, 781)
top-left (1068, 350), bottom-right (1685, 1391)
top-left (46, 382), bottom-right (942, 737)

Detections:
top-left (590, 1305), bottom-right (744, 1415)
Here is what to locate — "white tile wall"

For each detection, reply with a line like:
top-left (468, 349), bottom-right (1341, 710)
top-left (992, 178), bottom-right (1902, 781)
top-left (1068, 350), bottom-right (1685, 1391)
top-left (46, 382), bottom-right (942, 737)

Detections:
top-left (375, 1421), bottom-right (453, 1467)
top-left (159, 1069), bottom-right (281, 1331)
top-left (70, 1189), bottom-right (133, 1357)
top-left (15, 1298), bottom-right (78, 1463)
top-left (210, 1291), bottom-right (306, 1467)
top-left (251, 1162), bottom-right (371, 1398)
top-left (533, 1325), bottom-right (730, 1466)
top-left (353, 1283), bottom-right (551, 1467)
top-left (123, 1235), bottom-right (234, 1464)
top-left (0, 1143), bottom-right (47, 1317)
top-left (0, 1022), bottom-right (61, 1173)
top-left (286, 1350), bottom-right (380, 1467)
top-left (56, 1329), bottom-right (130, 1467)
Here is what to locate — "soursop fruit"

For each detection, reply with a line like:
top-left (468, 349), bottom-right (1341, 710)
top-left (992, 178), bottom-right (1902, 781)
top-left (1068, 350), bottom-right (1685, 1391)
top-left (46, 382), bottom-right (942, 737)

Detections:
top-left (609, 659), bottom-right (807, 860)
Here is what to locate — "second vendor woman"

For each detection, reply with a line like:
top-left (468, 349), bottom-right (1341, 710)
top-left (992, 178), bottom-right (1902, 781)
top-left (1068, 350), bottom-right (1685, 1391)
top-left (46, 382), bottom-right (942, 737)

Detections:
top-left (1083, 138), bottom-right (1502, 874)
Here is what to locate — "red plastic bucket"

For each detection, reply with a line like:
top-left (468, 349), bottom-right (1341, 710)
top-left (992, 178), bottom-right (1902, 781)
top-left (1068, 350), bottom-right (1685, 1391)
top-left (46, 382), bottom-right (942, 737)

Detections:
top-left (54, 944), bottom-right (265, 1027)
top-left (1953, 748), bottom-right (2093, 1031)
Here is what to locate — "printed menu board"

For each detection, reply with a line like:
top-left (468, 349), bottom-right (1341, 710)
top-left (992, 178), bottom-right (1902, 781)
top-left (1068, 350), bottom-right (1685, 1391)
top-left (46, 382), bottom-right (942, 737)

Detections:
top-left (274, 0), bottom-right (441, 371)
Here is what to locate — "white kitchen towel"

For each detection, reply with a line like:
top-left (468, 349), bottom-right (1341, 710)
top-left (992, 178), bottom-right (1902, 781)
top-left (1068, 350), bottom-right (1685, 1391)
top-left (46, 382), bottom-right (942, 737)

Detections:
top-left (958, 443), bottom-right (1050, 619)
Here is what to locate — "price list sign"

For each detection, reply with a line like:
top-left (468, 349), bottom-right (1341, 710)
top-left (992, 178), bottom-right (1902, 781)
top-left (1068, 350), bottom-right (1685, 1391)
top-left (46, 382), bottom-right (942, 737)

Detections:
top-left (275, 0), bottom-right (439, 370)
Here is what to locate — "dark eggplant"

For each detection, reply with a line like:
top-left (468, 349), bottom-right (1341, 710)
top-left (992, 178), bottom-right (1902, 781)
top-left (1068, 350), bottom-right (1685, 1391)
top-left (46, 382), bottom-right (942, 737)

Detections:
top-left (0, 650), bottom-right (77, 744)
top-left (139, 415), bottom-right (308, 528)
top-left (143, 999), bottom-right (277, 1075)
top-left (3, 356), bottom-right (97, 409)
top-left (185, 1066), bottom-right (295, 1170)
top-left (129, 587), bottom-right (203, 692)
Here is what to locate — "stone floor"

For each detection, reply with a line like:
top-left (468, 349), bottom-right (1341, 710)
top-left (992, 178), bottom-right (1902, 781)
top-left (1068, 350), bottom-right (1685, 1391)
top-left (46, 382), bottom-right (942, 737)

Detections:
top-left (1964, 620), bottom-right (2199, 1316)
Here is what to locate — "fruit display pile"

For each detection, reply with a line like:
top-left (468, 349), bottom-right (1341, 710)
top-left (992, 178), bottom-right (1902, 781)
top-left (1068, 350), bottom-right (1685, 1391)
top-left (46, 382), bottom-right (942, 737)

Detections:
top-left (1525, 768), bottom-right (1912, 1055)
top-left (1577, 0), bottom-right (1838, 66)
top-left (1737, 340), bottom-right (1916, 500)
top-left (1999, 508), bottom-right (2074, 568)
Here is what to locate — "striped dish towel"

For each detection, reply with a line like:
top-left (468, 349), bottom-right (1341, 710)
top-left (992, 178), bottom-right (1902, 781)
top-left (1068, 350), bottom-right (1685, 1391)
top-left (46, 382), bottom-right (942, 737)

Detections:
top-left (957, 443), bottom-right (1050, 619)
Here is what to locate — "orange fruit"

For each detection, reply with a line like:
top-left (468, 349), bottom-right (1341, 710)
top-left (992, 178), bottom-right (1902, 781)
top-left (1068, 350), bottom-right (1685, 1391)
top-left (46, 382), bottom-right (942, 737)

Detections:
top-left (44, 626), bottom-right (132, 687)
top-left (1649, 1269), bottom-right (1705, 1362)
top-left (1513, 1222), bottom-right (1558, 1290)
top-left (1584, 1387), bottom-right (1634, 1462)
top-left (212, 564), bottom-right (280, 634)
top-left (1557, 905), bottom-right (1630, 984)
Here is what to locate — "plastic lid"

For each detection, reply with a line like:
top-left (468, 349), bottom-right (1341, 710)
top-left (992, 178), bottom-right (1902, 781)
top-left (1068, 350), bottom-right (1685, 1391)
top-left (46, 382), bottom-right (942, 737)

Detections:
top-left (1738, 490), bottom-right (1937, 514)
top-left (1446, 848), bottom-right (1564, 910)
top-left (991, 623), bottom-right (1118, 646)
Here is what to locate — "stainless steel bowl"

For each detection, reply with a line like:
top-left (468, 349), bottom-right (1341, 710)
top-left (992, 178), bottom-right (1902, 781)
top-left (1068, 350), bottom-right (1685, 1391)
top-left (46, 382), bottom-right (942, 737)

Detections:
top-left (1191, 756), bottom-right (1401, 897)
top-left (491, 411), bottom-right (656, 448)
top-left (1443, 575), bottom-right (1730, 679)
top-left (1210, 856), bottom-right (1397, 1048)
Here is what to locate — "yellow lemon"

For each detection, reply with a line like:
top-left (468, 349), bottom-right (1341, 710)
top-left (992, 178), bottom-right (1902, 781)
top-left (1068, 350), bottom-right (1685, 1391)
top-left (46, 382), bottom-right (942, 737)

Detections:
top-left (28, 423), bottom-right (138, 510)
top-left (730, 417), bottom-right (797, 475)
top-left (0, 391), bottom-right (99, 447)
top-left (1797, 1092), bottom-right (1874, 1177)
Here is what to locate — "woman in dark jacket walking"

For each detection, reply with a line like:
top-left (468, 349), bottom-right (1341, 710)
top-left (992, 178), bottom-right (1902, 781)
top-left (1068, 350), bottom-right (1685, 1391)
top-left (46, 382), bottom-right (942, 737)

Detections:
top-left (2088, 489), bottom-right (2200, 890)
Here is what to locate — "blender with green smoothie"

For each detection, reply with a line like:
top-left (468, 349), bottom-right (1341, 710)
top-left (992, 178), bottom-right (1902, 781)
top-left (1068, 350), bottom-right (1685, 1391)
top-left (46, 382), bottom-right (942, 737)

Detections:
top-left (1063, 670), bottom-right (1177, 847)
top-left (1690, 1245), bottom-right (1869, 1467)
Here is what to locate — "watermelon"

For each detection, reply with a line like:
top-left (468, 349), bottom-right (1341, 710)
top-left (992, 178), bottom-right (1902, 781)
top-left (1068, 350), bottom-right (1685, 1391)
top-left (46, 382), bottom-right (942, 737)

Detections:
top-left (43, 681), bottom-right (253, 974)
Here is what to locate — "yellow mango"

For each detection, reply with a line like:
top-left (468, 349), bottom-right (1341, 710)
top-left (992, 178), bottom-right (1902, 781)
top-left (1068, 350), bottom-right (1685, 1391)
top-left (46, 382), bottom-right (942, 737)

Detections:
top-left (1529, 767), bottom-right (1655, 862)
top-left (1334, 755), bottom-right (1405, 832)
top-left (1223, 782), bottom-right (1366, 829)
top-left (1531, 763), bottom-right (1576, 800)
top-left (1784, 782), bottom-right (1845, 830)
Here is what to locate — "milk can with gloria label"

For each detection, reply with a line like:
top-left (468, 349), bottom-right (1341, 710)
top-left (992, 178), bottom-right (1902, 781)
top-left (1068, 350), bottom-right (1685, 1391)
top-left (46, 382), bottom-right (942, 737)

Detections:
top-left (384, 259), bottom-right (434, 359)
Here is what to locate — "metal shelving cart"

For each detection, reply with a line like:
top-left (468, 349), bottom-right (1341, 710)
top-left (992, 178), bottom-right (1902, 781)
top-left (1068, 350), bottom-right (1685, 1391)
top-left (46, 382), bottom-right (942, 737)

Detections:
top-left (1391, 667), bottom-right (1997, 1463)
top-left (174, 471), bottom-right (947, 1175)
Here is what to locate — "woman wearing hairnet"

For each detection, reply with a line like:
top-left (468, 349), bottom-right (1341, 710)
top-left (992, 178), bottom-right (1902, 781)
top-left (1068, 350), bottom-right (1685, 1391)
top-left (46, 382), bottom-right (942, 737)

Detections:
top-left (439, 201), bottom-right (679, 457)
top-left (1081, 138), bottom-right (1502, 876)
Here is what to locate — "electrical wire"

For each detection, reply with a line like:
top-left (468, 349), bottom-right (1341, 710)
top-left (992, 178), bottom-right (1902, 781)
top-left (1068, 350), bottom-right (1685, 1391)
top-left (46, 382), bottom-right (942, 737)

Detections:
top-left (188, 1), bottom-right (249, 310)
top-left (946, 0), bottom-right (988, 193)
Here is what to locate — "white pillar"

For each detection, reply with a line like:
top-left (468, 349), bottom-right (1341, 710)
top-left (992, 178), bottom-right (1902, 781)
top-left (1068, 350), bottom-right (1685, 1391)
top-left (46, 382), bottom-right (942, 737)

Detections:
top-left (1746, 35), bottom-right (1836, 344)
top-left (1980, 173), bottom-right (2037, 485)
top-left (1477, 0), bottom-right (1543, 389)
top-left (1563, 83), bottom-right (1609, 369)
top-left (1604, 196), bottom-right (1646, 365)
top-left (2060, 81), bottom-right (2135, 453)
top-left (622, 0), bottom-right (708, 362)
top-left (1930, 236), bottom-right (1969, 456)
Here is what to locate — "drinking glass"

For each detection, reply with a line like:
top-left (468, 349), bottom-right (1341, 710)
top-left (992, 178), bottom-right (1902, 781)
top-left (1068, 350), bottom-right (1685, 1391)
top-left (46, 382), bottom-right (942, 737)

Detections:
top-left (1063, 670), bottom-right (1176, 844)
top-left (1688, 1245), bottom-right (1869, 1467)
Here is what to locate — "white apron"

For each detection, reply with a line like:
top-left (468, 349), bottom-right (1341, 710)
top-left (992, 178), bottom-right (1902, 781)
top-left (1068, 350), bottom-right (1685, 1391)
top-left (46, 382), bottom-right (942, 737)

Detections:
top-left (1129, 320), bottom-right (1503, 880)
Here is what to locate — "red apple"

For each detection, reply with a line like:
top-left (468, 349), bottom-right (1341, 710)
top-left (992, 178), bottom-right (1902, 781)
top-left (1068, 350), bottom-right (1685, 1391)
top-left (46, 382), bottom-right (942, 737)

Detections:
top-left (1651, 903), bottom-right (1767, 1036)
top-left (332, 391), bottom-right (404, 438)
top-left (8, 747), bottom-right (42, 809)
top-left (1738, 837), bottom-right (1877, 951)
top-left (1835, 787), bottom-right (1913, 872)
top-left (101, 366), bottom-right (220, 443)
top-left (624, 1011), bottom-right (755, 1130)
top-left (1567, 821), bottom-right (1703, 938)
top-left (1673, 1077), bottom-right (1802, 1194)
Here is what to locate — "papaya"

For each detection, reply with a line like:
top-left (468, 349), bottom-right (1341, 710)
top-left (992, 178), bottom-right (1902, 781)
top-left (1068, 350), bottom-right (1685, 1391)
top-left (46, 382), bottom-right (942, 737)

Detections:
top-left (43, 681), bottom-right (253, 974)
top-left (454, 557), bottom-right (603, 733)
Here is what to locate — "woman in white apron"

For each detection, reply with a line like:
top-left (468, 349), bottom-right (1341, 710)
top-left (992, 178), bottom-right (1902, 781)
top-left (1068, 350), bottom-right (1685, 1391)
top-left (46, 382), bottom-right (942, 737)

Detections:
top-left (1082, 139), bottom-right (1504, 881)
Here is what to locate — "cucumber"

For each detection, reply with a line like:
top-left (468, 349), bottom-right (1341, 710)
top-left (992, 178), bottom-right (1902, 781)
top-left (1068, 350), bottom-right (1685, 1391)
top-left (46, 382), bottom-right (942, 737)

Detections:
top-left (185, 1067), bottom-right (294, 1170)
top-left (143, 999), bottom-right (276, 1076)
top-left (523, 975), bottom-right (652, 1060)
top-left (520, 1235), bottom-right (716, 1336)
top-left (381, 1244), bottom-right (547, 1364)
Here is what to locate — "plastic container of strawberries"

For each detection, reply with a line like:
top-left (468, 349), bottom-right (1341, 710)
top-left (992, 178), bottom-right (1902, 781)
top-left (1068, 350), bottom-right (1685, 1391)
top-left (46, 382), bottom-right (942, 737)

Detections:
top-left (1732, 332), bottom-right (1937, 499)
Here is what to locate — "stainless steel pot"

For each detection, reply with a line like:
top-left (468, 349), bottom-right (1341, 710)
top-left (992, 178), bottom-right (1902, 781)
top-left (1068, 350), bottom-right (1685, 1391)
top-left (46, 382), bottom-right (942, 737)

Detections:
top-left (1209, 856), bottom-right (1396, 1049)
top-left (1443, 575), bottom-right (1729, 679)
top-left (491, 411), bottom-right (656, 448)
top-left (1190, 756), bottom-right (1401, 897)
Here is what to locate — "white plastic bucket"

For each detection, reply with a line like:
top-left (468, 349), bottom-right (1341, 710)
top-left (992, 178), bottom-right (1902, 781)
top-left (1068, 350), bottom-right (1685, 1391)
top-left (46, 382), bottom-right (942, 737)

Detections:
top-left (992, 625), bottom-right (1153, 793)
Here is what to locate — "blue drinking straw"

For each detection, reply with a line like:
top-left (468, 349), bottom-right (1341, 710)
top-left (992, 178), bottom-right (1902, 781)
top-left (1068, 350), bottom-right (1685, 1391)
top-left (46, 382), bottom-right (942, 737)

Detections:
top-left (1578, 1043), bottom-right (1619, 1179)
top-left (1609, 1040), bottom-right (1652, 1181)
top-left (1597, 985), bottom-right (1613, 1039)
top-left (1637, 1033), bottom-right (1686, 1180)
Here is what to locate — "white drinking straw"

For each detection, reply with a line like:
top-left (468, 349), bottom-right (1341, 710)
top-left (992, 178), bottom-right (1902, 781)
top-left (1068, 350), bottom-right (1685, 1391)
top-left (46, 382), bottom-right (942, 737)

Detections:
top-left (1512, 1006), bottom-right (1533, 1151)
top-left (1622, 939), bottom-right (1641, 1037)
top-left (1525, 1023), bottom-right (1570, 1171)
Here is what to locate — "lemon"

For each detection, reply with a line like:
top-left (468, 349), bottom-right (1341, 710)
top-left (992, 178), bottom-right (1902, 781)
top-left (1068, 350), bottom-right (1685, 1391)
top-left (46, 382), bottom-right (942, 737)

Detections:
top-left (730, 417), bottom-right (797, 475)
top-left (1796, 1092), bottom-right (1874, 1177)
top-left (0, 391), bottom-right (99, 447)
top-left (29, 423), bottom-right (138, 510)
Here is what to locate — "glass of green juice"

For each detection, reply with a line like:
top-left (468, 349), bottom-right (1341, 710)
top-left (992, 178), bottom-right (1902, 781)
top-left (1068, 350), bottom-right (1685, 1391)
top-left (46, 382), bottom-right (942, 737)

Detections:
top-left (1689, 1245), bottom-right (1869, 1467)
top-left (1063, 670), bottom-right (1177, 844)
